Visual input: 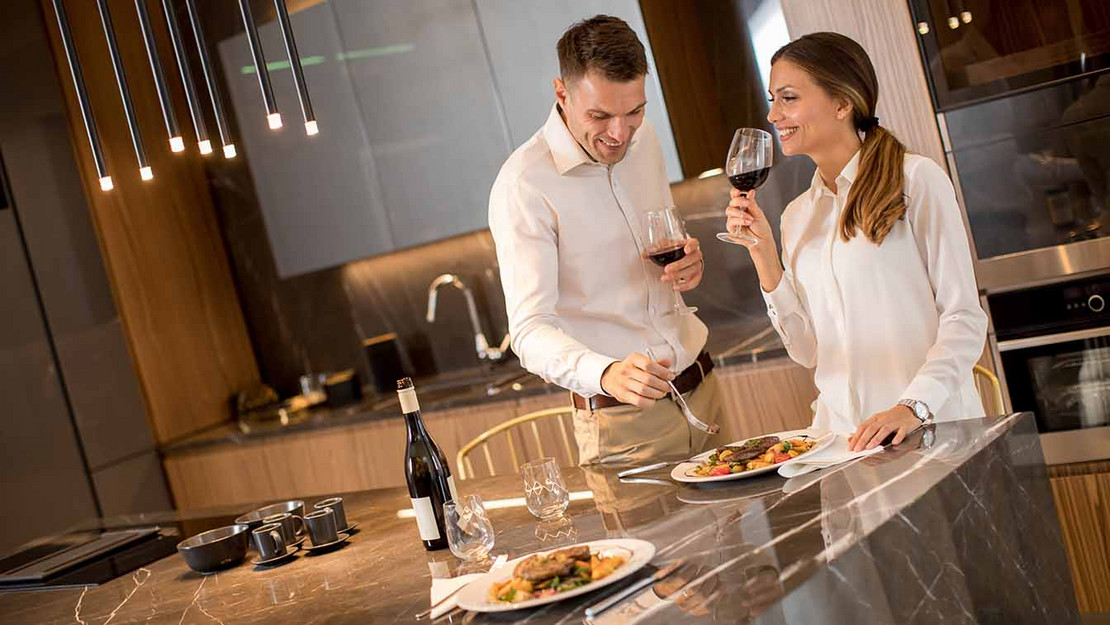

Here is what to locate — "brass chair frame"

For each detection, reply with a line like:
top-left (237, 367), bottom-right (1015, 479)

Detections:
top-left (973, 364), bottom-right (1006, 416)
top-left (456, 407), bottom-right (575, 480)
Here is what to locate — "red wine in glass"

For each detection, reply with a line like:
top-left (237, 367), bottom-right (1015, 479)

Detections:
top-left (728, 167), bottom-right (771, 193)
top-left (718, 128), bottom-right (773, 246)
top-left (642, 208), bottom-right (697, 316)
top-left (647, 245), bottom-right (686, 267)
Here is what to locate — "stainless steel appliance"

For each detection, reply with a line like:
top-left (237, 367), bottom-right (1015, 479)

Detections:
top-left (936, 75), bottom-right (1110, 293)
top-left (909, 0), bottom-right (1110, 293)
top-left (990, 273), bottom-right (1110, 464)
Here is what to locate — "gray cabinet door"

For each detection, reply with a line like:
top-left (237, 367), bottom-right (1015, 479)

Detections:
top-left (0, 195), bottom-right (98, 555)
top-left (330, 0), bottom-right (512, 250)
top-left (220, 2), bottom-right (396, 278)
top-left (221, 0), bottom-right (511, 276)
top-left (474, 0), bottom-right (683, 182)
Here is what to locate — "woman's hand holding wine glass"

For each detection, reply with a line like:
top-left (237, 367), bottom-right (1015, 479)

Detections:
top-left (725, 189), bottom-right (774, 250)
top-left (725, 189), bottom-right (785, 294)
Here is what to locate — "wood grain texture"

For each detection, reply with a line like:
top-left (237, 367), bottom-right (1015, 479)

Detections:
top-left (779, 0), bottom-right (946, 167)
top-left (38, 0), bottom-right (259, 443)
top-left (1048, 470), bottom-right (1110, 613)
top-left (638, 0), bottom-right (728, 178)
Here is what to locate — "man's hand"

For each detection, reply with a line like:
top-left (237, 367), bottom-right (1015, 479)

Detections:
top-left (848, 405), bottom-right (921, 451)
top-left (662, 238), bottom-right (704, 292)
top-left (599, 352), bottom-right (675, 408)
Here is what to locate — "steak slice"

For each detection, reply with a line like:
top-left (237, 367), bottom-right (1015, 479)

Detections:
top-left (717, 435), bottom-right (780, 463)
top-left (514, 548), bottom-right (587, 582)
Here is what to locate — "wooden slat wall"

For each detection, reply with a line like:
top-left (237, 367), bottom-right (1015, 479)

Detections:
top-left (38, 0), bottom-right (259, 443)
top-left (1048, 461), bottom-right (1110, 614)
top-left (779, 0), bottom-right (946, 167)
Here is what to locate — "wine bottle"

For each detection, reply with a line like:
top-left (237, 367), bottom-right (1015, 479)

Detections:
top-left (398, 377), bottom-right (458, 551)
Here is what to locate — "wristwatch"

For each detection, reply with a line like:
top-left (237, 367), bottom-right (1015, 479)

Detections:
top-left (897, 399), bottom-right (932, 424)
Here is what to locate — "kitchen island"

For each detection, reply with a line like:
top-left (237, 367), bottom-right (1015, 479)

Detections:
top-left (0, 412), bottom-right (1076, 624)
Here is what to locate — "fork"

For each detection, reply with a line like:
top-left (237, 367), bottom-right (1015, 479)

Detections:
top-left (646, 348), bottom-right (720, 436)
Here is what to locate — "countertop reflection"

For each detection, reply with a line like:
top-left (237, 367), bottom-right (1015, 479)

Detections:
top-left (0, 413), bottom-right (1076, 624)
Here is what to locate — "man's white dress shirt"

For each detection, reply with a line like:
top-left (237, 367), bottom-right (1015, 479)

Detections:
top-left (489, 105), bottom-right (708, 398)
top-left (764, 152), bottom-right (988, 433)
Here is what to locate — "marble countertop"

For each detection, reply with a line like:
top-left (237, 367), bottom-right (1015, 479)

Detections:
top-left (0, 413), bottom-right (1077, 624)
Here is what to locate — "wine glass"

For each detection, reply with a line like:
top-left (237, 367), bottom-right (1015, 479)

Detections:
top-left (717, 128), bottom-right (773, 246)
top-left (443, 495), bottom-right (495, 560)
top-left (643, 207), bottom-right (698, 316)
top-left (520, 458), bottom-right (569, 520)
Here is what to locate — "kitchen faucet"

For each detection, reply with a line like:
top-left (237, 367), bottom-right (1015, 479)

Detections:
top-left (425, 273), bottom-right (511, 361)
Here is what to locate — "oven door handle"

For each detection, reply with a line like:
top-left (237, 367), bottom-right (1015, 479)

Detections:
top-left (998, 326), bottom-right (1110, 352)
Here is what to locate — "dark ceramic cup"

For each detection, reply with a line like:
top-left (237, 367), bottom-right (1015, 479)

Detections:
top-left (304, 508), bottom-right (340, 546)
top-left (313, 497), bottom-right (348, 531)
top-left (252, 523), bottom-right (289, 561)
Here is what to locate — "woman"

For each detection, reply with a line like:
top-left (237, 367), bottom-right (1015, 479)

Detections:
top-left (726, 32), bottom-right (988, 451)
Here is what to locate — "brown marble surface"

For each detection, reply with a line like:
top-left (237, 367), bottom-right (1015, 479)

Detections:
top-left (0, 413), bottom-right (1076, 624)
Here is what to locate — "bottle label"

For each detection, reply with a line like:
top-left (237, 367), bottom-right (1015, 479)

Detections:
top-left (399, 387), bottom-right (420, 414)
top-left (411, 497), bottom-right (440, 540)
top-left (447, 475), bottom-right (459, 502)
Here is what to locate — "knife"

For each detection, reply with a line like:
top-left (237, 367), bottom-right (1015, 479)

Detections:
top-left (584, 559), bottom-right (685, 619)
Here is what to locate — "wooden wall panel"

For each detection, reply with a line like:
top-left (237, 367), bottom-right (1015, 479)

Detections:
top-left (1048, 466), bottom-right (1110, 614)
top-left (39, 0), bottom-right (259, 443)
top-left (780, 0), bottom-right (946, 167)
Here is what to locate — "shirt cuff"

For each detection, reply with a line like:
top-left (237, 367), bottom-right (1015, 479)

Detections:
top-left (900, 375), bottom-right (950, 418)
top-left (761, 278), bottom-right (802, 321)
top-left (580, 352), bottom-right (620, 397)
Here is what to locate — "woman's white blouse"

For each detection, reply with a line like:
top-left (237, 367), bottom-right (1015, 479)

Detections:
top-left (763, 152), bottom-right (988, 434)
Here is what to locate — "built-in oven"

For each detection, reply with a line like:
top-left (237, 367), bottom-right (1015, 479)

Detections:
top-left (909, 0), bottom-right (1110, 293)
top-left (990, 273), bottom-right (1110, 465)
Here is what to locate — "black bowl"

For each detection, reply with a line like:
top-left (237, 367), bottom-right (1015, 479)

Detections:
top-left (177, 524), bottom-right (250, 573)
top-left (234, 500), bottom-right (306, 530)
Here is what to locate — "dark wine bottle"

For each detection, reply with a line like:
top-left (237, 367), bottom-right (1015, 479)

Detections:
top-left (398, 377), bottom-right (458, 551)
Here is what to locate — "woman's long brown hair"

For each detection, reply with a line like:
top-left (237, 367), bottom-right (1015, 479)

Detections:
top-left (772, 32), bottom-right (907, 245)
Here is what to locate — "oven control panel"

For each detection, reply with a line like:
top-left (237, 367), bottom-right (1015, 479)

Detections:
top-left (989, 274), bottom-right (1108, 340)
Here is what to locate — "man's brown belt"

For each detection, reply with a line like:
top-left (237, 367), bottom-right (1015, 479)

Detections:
top-left (571, 351), bottom-right (715, 411)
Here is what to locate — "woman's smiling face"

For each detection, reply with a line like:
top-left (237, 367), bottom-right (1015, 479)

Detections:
top-left (766, 59), bottom-right (851, 157)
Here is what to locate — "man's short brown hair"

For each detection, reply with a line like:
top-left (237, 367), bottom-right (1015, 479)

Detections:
top-left (556, 15), bottom-right (647, 84)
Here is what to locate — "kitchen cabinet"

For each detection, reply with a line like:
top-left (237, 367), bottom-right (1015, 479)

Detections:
top-left (1048, 460), bottom-right (1110, 614)
top-left (220, 0), bottom-right (511, 277)
top-left (162, 358), bottom-right (819, 509)
top-left (473, 0), bottom-right (682, 181)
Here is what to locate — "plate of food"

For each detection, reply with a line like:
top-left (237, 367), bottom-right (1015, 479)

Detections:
top-left (455, 539), bottom-right (656, 613)
top-left (671, 430), bottom-right (833, 484)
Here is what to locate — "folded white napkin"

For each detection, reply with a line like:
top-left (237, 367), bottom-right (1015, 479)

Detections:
top-left (777, 433), bottom-right (882, 478)
top-left (428, 554), bottom-right (508, 619)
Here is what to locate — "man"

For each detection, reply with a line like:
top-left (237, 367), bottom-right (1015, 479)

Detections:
top-left (488, 15), bottom-right (723, 465)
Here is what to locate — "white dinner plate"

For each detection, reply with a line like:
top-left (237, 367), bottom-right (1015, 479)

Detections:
top-left (455, 538), bottom-right (656, 613)
top-left (671, 429), bottom-right (834, 484)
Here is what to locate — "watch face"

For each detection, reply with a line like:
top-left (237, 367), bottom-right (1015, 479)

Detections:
top-left (914, 403), bottom-right (928, 420)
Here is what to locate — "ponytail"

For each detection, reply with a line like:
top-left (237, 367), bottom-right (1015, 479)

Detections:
top-left (840, 124), bottom-right (906, 244)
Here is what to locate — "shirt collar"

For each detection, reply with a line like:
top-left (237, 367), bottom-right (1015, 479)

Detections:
top-left (543, 104), bottom-right (593, 175)
top-left (810, 149), bottom-right (862, 199)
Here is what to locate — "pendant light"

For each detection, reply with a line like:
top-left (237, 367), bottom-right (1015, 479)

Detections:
top-left (273, 0), bottom-right (316, 135)
top-left (50, 0), bottom-right (113, 191)
top-left (134, 0), bottom-right (183, 153)
top-left (184, 0), bottom-right (236, 158)
top-left (96, 0), bottom-right (152, 181)
top-left (159, 0), bottom-right (211, 155)
top-left (237, 0), bottom-right (282, 130)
